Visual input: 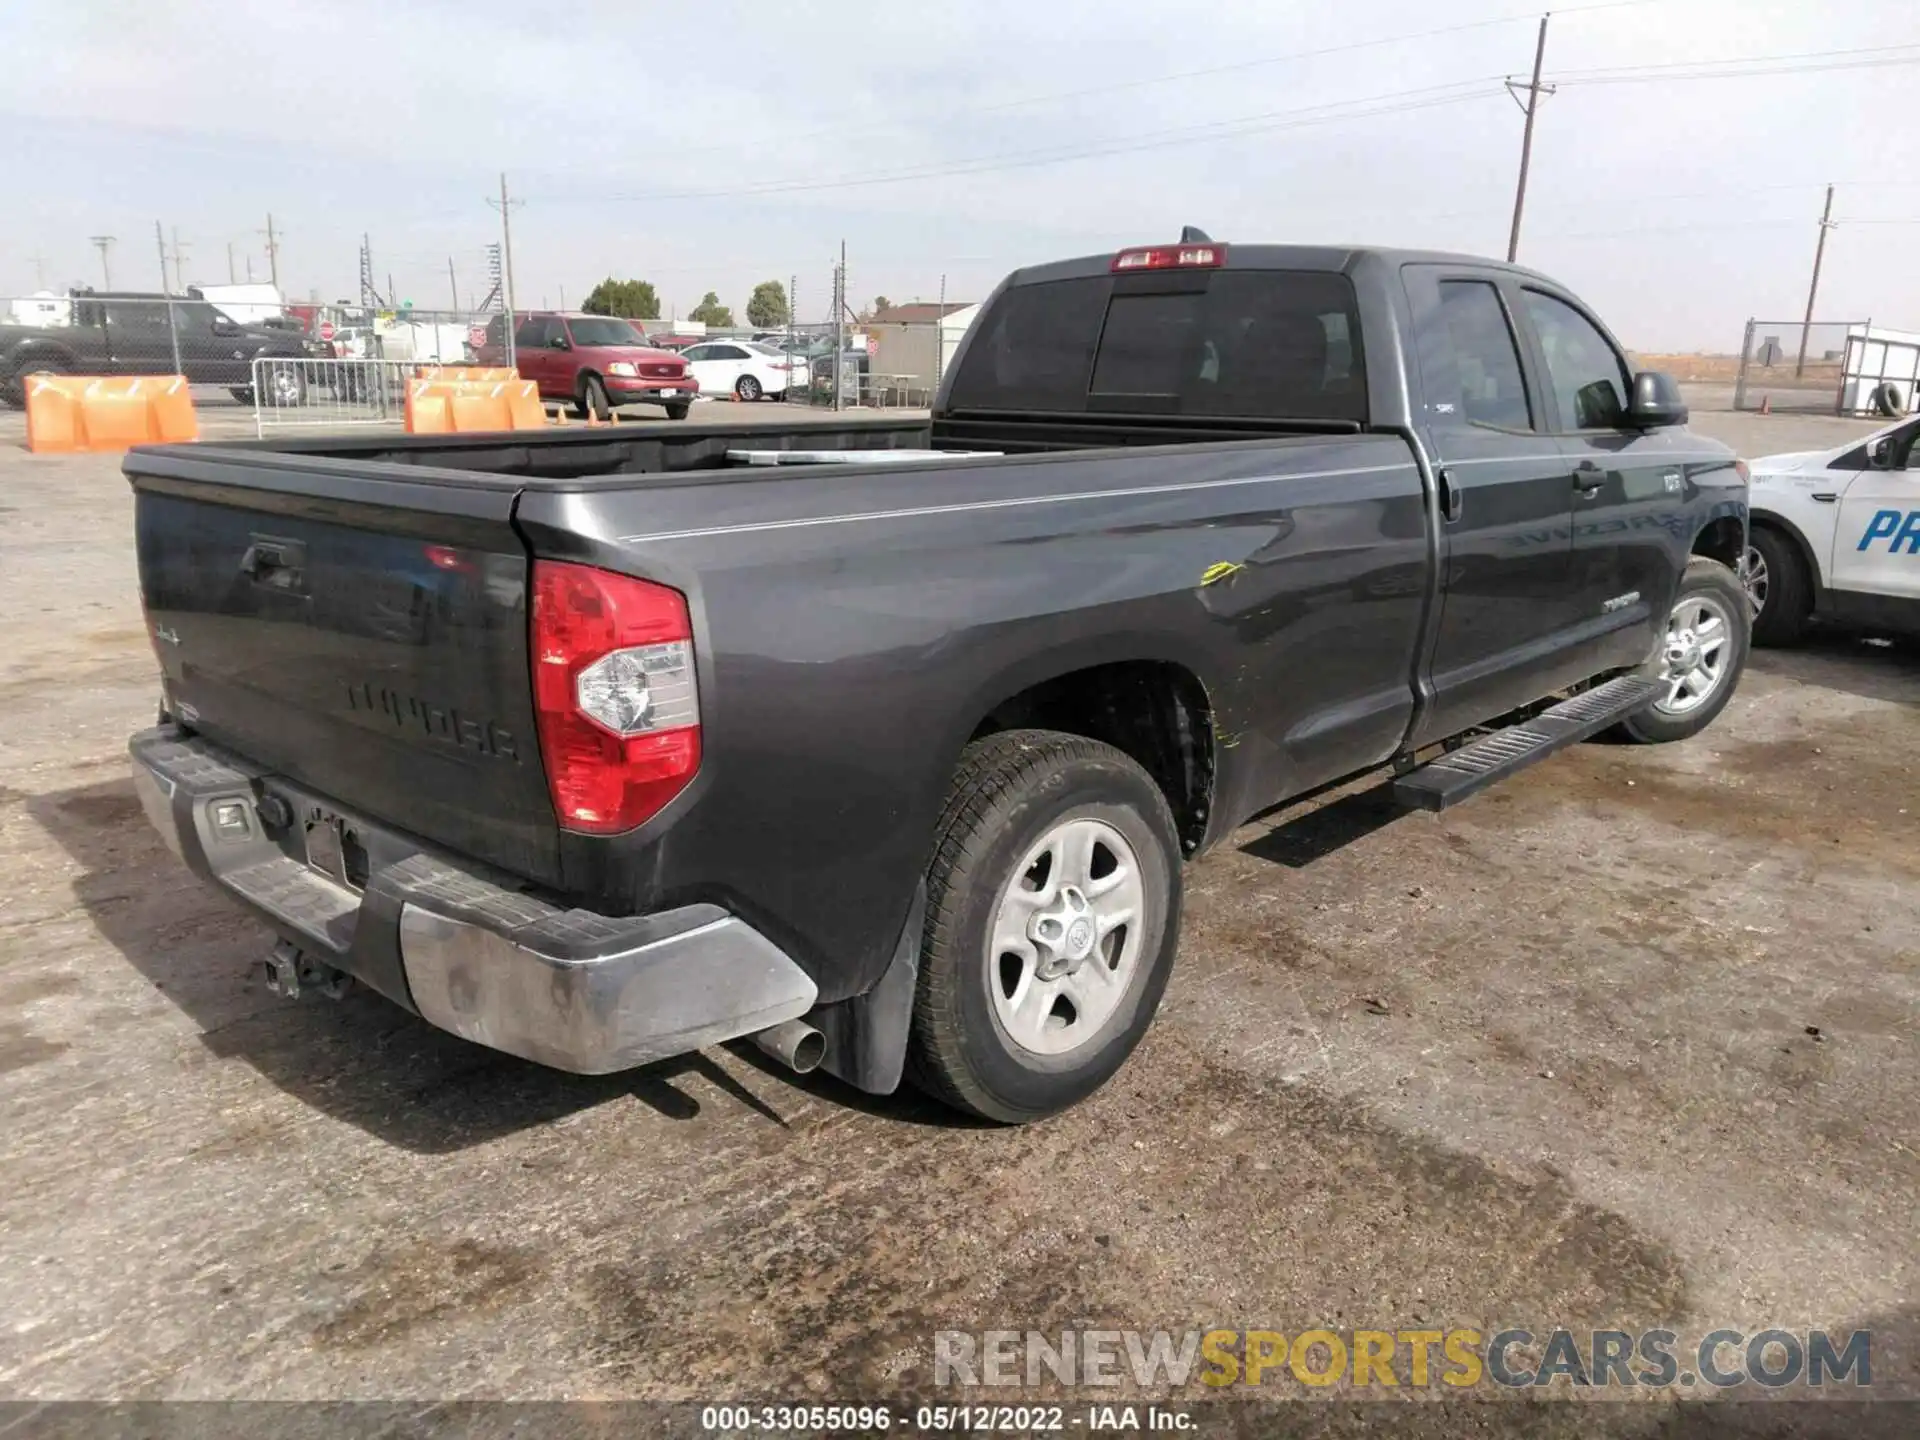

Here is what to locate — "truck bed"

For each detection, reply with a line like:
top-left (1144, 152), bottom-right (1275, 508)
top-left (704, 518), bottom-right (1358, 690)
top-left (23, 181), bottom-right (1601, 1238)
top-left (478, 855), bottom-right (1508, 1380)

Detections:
top-left (126, 418), bottom-right (1431, 1009)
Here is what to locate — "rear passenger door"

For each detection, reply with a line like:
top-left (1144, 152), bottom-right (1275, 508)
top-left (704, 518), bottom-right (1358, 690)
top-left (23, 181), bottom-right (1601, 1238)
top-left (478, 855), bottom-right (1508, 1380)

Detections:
top-left (1517, 287), bottom-right (1682, 678)
top-left (103, 300), bottom-right (180, 376)
top-left (1403, 266), bottom-right (1581, 743)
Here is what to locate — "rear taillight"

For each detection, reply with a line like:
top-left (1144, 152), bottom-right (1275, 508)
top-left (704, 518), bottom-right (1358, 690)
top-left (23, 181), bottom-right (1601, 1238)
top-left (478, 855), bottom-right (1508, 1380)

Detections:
top-left (1111, 243), bottom-right (1227, 272)
top-left (530, 561), bottom-right (700, 834)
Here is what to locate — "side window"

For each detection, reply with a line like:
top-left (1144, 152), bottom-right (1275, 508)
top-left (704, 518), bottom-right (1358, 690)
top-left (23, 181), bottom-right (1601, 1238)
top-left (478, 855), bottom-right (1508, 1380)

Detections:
top-left (1435, 280), bottom-right (1532, 430)
top-left (682, 345), bottom-right (714, 362)
top-left (1521, 290), bottom-right (1632, 430)
top-left (711, 344), bottom-right (748, 360)
top-left (108, 304), bottom-right (167, 333)
top-left (512, 317), bottom-right (544, 349)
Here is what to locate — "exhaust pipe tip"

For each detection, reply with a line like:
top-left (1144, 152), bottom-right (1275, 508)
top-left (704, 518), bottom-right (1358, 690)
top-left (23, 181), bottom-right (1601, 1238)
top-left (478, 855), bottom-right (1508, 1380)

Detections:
top-left (753, 1018), bottom-right (826, 1075)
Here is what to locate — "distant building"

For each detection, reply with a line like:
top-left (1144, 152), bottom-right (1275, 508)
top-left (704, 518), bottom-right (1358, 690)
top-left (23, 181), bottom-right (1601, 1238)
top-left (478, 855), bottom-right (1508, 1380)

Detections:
top-left (868, 302), bottom-right (981, 401)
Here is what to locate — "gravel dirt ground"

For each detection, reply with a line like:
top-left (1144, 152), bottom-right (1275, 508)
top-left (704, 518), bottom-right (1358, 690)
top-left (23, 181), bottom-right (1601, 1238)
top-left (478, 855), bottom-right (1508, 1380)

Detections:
top-left (0, 403), bottom-right (1914, 1434)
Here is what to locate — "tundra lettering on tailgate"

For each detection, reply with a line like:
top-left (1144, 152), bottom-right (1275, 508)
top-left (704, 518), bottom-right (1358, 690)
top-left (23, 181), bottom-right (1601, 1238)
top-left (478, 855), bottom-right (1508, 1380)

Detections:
top-left (1858, 509), bottom-right (1920, 554)
top-left (344, 680), bottom-right (520, 761)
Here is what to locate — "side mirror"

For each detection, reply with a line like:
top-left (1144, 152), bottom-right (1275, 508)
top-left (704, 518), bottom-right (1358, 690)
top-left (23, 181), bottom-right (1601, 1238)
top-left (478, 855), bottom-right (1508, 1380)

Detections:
top-left (1626, 370), bottom-right (1687, 429)
top-left (210, 317), bottom-right (240, 337)
top-left (1868, 436), bottom-right (1894, 468)
top-left (549, 334), bottom-right (571, 350)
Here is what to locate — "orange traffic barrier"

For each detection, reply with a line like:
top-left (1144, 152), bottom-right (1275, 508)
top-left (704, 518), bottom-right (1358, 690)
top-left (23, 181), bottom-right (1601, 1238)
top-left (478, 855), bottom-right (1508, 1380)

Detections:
top-left (24, 375), bottom-right (199, 454)
top-left (414, 365), bottom-right (520, 383)
top-left (405, 379), bottom-right (546, 434)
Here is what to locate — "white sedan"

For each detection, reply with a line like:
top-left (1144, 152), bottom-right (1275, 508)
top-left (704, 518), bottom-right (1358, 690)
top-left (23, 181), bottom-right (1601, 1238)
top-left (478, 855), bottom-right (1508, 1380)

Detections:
top-left (1746, 412), bottom-right (1920, 642)
top-left (679, 340), bottom-right (806, 401)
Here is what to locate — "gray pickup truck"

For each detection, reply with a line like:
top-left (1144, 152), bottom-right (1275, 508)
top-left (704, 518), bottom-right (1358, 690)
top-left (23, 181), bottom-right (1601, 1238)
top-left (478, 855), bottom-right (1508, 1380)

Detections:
top-left (125, 237), bottom-right (1750, 1122)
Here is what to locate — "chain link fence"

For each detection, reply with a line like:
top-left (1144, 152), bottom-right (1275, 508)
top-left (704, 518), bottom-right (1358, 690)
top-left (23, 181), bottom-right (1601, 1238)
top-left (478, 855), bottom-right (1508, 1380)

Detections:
top-left (1, 291), bottom-right (500, 413)
top-left (3, 287), bottom-right (975, 423)
top-left (1730, 319), bottom-right (1865, 414)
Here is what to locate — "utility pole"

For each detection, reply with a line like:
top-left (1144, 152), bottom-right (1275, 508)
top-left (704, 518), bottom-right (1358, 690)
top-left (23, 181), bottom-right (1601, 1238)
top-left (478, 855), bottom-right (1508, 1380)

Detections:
top-left (935, 272), bottom-right (948, 389)
top-left (154, 221), bottom-right (183, 376)
top-left (1505, 13), bottom-right (1555, 264)
top-left (228, 240), bottom-right (237, 283)
top-left (1795, 183), bottom-right (1837, 378)
top-left (88, 236), bottom-right (115, 290)
top-left (832, 242), bottom-right (846, 412)
top-left (170, 227), bottom-right (190, 291)
top-left (261, 213), bottom-right (281, 288)
top-left (448, 257), bottom-right (460, 314)
top-left (488, 173), bottom-right (522, 367)
top-left (29, 251), bottom-right (48, 290)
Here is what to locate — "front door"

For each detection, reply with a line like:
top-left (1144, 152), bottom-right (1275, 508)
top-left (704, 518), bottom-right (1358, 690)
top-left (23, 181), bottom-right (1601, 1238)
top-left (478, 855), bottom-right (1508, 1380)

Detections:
top-left (1516, 286), bottom-right (1702, 678)
top-left (1404, 267), bottom-right (1580, 743)
top-left (1829, 417), bottom-right (1920, 603)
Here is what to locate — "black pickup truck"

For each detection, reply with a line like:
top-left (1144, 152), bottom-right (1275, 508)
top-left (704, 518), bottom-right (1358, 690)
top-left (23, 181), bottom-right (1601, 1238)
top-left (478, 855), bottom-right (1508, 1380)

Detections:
top-left (0, 291), bottom-right (310, 408)
top-left (124, 239), bottom-right (1749, 1122)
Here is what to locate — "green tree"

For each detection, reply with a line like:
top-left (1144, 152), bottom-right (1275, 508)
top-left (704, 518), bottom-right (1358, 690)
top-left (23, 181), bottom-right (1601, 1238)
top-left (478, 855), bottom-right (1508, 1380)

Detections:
top-left (745, 280), bottom-right (790, 329)
top-left (688, 291), bottom-right (734, 327)
top-left (581, 278), bottom-right (660, 319)
top-left (870, 296), bottom-right (893, 317)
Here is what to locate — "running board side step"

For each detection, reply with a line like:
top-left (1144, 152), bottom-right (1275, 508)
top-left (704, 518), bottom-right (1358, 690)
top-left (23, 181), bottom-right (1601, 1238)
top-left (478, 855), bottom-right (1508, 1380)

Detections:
top-left (1392, 675), bottom-right (1663, 812)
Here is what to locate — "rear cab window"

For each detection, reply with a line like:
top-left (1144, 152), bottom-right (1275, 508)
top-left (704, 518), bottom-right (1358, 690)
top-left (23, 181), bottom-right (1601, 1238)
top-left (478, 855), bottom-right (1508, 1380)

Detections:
top-left (948, 267), bottom-right (1366, 423)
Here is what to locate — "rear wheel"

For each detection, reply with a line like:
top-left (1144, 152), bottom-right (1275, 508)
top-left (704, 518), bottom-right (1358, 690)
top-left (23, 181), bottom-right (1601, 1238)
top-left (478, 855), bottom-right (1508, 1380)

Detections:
top-left (907, 730), bottom-right (1182, 1124)
top-left (1613, 557), bottom-right (1750, 744)
top-left (578, 375), bottom-right (611, 421)
top-left (1747, 526), bottom-right (1812, 646)
top-left (4, 357), bottom-right (68, 409)
top-left (735, 374), bottom-right (763, 402)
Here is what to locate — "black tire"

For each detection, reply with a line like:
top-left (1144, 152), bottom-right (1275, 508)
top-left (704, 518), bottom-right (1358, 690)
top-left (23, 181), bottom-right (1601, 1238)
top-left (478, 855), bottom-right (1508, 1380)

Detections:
top-left (1612, 557), bottom-right (1750, 744)
top-left (664, 402), bottom-right (691, 421)
top-left (735, 374), bottom-right (763, 402)
top-left (1872, 382), bottom-right (1904, 419)
top-left (907, 729), bottom-right (1183, 1124)
top-left (4, 357), bottom-right (69, 409)
top-left (229, 387), bottom-right (255, 405)
top-left (1747, 526), bottom-right (1812, 647)
top-left (578, 375), bottom-right (611, 421)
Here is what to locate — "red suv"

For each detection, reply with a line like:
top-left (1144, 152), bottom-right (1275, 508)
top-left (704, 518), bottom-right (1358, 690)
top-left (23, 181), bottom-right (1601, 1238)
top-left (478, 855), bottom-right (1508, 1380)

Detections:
top-left (479, 312), bottom-right (696, 420)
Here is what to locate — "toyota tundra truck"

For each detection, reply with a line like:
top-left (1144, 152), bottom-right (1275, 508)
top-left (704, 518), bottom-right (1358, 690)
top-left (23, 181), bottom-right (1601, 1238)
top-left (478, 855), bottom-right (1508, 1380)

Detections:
top-left (124, 237), bottom-right (1750, 1123)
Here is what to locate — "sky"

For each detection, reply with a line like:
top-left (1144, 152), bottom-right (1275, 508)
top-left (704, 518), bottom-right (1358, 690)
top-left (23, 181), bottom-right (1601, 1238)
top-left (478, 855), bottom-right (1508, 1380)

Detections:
top-left (4, 0), bottom-right (1918, 351)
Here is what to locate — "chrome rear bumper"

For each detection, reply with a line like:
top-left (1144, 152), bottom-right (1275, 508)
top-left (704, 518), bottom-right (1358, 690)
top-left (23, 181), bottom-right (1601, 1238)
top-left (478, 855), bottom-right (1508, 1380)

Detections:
top-left (130, 725), bottom-right (817, 1074)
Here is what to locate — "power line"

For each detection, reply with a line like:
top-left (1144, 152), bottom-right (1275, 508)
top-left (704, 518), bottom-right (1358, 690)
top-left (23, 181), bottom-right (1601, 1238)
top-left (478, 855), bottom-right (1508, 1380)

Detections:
top-left (1554, 52), bottom-right (1920, 86)
top-left (1552, 40), bottom-right (1920, 78)
top-left (656, 0), bottom-right (1675, 162)
top-left (543, 79), bottom-right (1508, 207)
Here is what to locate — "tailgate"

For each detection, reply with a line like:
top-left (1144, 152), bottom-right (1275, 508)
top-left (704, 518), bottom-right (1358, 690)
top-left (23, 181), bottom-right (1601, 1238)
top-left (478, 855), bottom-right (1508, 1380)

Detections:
top-left (128, 448), bottom-right (559, 885)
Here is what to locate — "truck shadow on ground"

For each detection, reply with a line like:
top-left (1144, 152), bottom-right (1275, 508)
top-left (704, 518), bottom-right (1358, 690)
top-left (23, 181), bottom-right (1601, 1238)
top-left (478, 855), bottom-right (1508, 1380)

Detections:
top-left (1238, 780), bottom-right (1410, 868)
top-left (26, 776), bottom-right (958, 1153)
top-left (1750, 628), bottom-right (1919, 707)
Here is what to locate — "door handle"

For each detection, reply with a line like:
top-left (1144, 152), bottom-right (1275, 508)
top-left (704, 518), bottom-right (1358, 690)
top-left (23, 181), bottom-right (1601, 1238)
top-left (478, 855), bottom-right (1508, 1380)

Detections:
top-left (1572, 460), bottom-right (1605, 496)
top-left (240, 536), bottom-right (305, 586)
top-left (1438, 466), bottom-right (1463, 522)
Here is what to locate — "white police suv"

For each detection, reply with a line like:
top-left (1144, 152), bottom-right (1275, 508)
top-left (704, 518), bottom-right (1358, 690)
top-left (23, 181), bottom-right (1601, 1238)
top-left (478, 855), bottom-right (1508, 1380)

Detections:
top-left (1746, 413), bottom-right (1920, 643)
